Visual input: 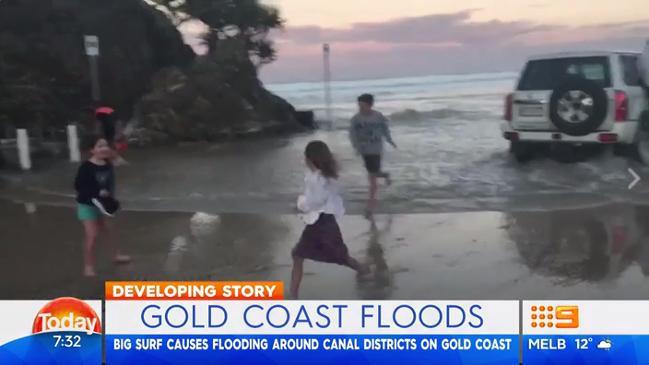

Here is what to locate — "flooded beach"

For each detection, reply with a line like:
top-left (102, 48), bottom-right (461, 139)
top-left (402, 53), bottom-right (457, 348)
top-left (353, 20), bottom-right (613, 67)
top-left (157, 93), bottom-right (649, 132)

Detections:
top-left (3, 123), bottom-right (648, 216)
top-left (3, 72), bottom-right (649, 300)
top-left (3, 198), bottom-right (649, 300)
top-left (4, 72), bottom-right (648, 215)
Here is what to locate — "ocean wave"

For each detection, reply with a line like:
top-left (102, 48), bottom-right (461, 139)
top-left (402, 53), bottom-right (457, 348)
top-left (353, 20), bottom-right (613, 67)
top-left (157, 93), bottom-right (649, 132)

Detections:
top-left (389, 108), bottom-right (491, 121)
top-left (268, 72), bottom-right (517, 93)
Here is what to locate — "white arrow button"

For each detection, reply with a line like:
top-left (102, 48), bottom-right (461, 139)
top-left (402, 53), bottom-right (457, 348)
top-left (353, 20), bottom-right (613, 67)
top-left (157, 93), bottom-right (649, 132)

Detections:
top-left (629, 168), bottom-right (641, 190)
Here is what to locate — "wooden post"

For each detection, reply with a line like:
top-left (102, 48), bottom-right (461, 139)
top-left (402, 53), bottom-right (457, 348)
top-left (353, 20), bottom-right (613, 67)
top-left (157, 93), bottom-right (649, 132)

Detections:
top-left (323, 43), bottom-right (333, 129)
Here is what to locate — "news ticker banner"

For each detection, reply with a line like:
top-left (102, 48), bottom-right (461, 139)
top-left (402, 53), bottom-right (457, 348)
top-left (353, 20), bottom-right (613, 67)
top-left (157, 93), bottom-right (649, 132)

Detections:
top-left (0, 298), bottom-right (102, 365)
top-left (4, 283), bottom-right (649, 365)
top-left (105, 282), bottom-right (520, 365)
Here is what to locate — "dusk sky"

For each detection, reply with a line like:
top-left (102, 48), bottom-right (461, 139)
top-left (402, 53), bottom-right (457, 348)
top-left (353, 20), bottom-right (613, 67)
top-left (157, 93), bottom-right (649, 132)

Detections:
top-left (187, 1), bottom-right (649, 83)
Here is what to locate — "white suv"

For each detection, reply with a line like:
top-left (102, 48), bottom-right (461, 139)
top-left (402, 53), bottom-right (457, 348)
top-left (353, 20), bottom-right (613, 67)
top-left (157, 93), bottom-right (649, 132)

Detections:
top-left (502, 51), bottom-right (649, 163)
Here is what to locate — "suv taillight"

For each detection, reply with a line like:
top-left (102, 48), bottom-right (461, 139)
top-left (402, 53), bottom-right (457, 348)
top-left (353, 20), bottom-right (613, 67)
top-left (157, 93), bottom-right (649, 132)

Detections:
top-left (505, 93), bottom-right (513, 122)
top-left (615, 90), bottom-right (628, 122)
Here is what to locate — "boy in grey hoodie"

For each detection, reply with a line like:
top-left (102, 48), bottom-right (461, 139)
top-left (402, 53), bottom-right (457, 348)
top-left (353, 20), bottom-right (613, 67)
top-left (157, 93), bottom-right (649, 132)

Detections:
top-left (349, 94), bottom-right (397, 216)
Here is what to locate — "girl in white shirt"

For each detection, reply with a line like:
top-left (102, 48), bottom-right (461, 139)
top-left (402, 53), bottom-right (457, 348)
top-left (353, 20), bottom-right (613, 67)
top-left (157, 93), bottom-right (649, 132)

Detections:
top-left (290, 141), bottom-right (367, 298)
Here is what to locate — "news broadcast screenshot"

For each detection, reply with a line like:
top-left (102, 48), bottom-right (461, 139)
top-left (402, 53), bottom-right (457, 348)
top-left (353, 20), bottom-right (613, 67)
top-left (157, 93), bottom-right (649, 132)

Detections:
top-left (1, 0), bottom-right (649, 364)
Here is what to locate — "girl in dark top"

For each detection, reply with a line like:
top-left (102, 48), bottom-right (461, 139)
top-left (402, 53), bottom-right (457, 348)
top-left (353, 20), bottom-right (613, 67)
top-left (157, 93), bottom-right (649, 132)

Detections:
top-left (74, 136), bottom-right (130, 277)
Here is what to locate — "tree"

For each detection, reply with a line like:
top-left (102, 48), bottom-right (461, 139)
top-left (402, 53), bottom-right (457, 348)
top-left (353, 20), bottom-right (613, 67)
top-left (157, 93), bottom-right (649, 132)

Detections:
top-left (152, 0), bottom-right (283, 66)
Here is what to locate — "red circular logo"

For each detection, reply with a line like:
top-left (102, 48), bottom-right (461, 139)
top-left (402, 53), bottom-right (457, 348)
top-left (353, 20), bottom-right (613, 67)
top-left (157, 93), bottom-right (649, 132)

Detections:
top-left (32, 297), bottom-right (101, 334)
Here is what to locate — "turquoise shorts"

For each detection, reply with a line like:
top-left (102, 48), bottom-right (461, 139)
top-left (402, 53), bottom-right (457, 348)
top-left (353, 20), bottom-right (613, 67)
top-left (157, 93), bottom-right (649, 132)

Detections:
top-left (77, 203), bottom-right (101, 221)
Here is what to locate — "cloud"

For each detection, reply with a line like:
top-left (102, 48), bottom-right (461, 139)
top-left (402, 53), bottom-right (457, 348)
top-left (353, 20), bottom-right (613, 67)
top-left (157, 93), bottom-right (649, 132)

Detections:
top-left (277, 10), bottom-right (556, 46)
top-left (596, 340), bottom-right (612, 350)
top-left (177, 8), bottom-right (649, 82)
top-left (247, 10), bottom-right (649, 82)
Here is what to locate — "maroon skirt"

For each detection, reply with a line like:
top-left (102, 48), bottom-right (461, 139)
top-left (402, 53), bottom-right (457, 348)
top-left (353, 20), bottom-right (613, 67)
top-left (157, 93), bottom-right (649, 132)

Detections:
top-left (292, 214), bottom-right (350, 265)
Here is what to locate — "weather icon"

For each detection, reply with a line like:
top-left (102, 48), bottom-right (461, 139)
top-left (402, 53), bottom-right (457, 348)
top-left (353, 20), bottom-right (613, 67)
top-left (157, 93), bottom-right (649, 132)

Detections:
top-left (596, 340), bottom-right (612, 350)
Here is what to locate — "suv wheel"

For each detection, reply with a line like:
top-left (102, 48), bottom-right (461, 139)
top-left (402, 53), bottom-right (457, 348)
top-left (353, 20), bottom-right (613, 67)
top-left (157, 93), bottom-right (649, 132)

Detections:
top-left (549, 77), bottom-right (608, 136)
top-left (511, 141), bottom-right (535, 163)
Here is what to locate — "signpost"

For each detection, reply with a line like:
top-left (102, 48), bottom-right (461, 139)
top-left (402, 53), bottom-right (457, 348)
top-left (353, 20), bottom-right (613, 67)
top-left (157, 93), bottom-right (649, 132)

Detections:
top-left (323, 43), bottom-right (333, 128)
top-left (84, 35), bottom-right (101, 102)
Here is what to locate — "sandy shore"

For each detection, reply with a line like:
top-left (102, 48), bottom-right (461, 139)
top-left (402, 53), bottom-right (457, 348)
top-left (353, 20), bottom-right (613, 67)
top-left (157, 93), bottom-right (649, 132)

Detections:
top-left (2, 198), bottom-right (649, 300)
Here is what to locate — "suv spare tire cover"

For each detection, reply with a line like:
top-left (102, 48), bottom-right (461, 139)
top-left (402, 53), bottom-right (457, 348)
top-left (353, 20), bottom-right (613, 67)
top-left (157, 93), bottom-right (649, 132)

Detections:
top-left (549, 77), bottom-right (608, 136)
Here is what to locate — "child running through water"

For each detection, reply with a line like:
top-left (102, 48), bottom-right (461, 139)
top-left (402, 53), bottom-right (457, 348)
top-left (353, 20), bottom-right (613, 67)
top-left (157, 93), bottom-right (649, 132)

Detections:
top-left (290, 141), bottom-right (367, 299)
top-left (349, 94), bottom-right (397, 217)
top-left (74, 136), bottom-right (130, 277)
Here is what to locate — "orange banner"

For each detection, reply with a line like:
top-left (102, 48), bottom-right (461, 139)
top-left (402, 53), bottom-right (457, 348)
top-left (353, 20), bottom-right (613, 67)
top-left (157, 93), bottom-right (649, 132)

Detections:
top-left (105, 281), bottom-right (284, 300)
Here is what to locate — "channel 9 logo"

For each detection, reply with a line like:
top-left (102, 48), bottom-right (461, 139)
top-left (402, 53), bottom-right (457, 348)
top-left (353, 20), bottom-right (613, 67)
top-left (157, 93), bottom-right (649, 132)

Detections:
top-left (530, 305), bottom-right (579, 329)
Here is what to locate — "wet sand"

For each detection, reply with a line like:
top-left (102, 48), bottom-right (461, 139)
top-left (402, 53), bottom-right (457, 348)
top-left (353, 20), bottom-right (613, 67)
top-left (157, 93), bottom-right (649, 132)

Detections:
top-left (2, 199), bottom-right (649, 300)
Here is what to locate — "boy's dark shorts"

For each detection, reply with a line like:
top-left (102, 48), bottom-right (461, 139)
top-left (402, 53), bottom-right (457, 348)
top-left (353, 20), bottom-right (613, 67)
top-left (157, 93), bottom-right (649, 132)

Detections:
top-left (362, 155), bottom-right (381, 175)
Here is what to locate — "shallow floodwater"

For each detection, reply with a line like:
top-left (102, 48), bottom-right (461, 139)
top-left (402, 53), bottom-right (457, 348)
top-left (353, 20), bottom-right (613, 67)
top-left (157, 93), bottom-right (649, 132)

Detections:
top-left (3, 71), bottom-right (649, 214)
top-left (2, 200), bottom-right (649, 300)
top-left (3, 122), bottom-right (649, 216)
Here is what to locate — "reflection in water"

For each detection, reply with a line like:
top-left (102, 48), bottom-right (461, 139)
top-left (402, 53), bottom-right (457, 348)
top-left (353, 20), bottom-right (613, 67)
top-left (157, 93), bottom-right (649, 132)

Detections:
top-left (0, 197), bottom-right (295, 298)
top-left (6, 196), bottom-right (649, 299)
top-left (165, 236), bottom-right (190, 274)
top-left (506, 204), bottom-right (648, 285)
top-left (157, 212), bottom-right (289, 281)
top-left (24, 202), bottom-right (37, 214)
top-left (190, 212), bottom-right (221, 238)
top-left (357, 216), bottom-right (394, 299)
top-left (164, 213), bottom-right (221, 274)
top-left (634, 206), bottom-right (649, 277)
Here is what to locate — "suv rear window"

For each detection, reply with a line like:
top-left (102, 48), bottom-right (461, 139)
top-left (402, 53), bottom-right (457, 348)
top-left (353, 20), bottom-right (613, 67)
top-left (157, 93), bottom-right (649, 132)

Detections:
top-left (518, 56), bottom-right (611, 90)
top-left (620, 54), bottom-right (641, 86)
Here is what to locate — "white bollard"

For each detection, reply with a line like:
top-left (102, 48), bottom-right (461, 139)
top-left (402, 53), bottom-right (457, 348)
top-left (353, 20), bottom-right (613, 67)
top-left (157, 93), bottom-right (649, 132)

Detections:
top-left (67, 124), bottom-right (81, 162)
top-left (16, 129), bottom-right (31, 170)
